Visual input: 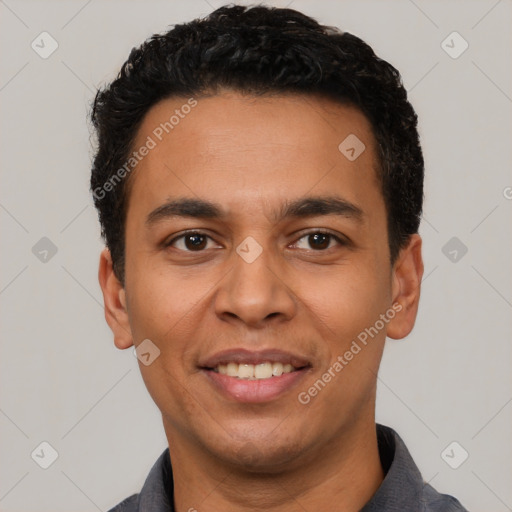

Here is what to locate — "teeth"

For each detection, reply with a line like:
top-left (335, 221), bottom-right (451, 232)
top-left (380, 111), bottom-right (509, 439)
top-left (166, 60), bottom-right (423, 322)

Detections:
top-left (272, 362), bottom-right (283, 376)
top-left (226, 362), bottom-right (238, 377)
top-left (238, 364), bottom-right (254, 379)
top-left (254, 362), bottom-right (273, 379)
top-left (214, 361), bottom-right (297, 379)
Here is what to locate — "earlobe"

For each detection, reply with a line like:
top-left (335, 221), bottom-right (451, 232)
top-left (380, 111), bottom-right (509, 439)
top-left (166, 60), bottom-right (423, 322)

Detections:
top-left (98, 248), bottom-right (134, 349)
top-left (387, 234), bottom-right (424, 340)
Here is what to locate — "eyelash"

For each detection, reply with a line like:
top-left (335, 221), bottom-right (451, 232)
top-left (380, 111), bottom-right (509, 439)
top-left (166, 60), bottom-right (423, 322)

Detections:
top-left (164, 229), bottom-right (348, 252)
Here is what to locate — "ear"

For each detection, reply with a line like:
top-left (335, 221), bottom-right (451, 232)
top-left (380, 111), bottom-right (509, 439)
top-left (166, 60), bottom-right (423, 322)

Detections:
top-left (386, 234), bottom-right (424, 340)
top-left (98, 248), bottom-right (133, 349)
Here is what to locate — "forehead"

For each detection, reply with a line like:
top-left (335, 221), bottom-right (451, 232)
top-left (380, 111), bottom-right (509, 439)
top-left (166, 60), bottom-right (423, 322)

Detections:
top-left (127, 92), bottom-right (381, 220)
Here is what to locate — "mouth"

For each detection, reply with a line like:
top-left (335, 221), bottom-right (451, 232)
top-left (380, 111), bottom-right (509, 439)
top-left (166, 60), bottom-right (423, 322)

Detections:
top-left (211, 361), bottom-right (302, 379)
top-left (199, 349), bottom-right (311, 403)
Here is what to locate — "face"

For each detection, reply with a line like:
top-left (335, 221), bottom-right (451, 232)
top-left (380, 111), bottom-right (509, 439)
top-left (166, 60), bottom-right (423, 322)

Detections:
top-left (99, 92), bottom-right (423, 472)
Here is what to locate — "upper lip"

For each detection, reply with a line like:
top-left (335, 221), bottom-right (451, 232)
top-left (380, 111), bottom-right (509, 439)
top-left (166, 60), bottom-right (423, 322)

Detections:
top-left (199, 349), bottom-right (311, 369)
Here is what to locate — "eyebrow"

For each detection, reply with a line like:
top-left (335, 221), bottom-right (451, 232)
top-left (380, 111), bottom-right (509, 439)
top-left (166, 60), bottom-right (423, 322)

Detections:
top-left (145, 195), bottom-right (364, 226)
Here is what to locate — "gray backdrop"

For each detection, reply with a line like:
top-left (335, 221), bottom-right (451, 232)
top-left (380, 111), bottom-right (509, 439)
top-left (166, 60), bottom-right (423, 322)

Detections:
top-left (1, 1), bottom-right (511, 511)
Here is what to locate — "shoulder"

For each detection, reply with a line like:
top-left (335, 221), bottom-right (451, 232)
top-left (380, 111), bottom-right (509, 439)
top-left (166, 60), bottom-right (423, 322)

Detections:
top-left (105, 448), bottom-right (173, 512)
top-left (369, 425), bottom-right (470, 512)
top-left (422, 484), bottom-right (469, 512)
top-left (107, 494), bottom-right (138, 512)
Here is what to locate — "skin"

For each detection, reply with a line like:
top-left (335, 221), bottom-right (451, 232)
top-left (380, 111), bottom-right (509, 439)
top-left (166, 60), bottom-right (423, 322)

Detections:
top-left (99, 92), bottom-right (423, 512)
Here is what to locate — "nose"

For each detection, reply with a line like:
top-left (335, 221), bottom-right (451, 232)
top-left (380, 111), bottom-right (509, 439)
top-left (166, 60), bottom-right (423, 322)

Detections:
top-left (214, 243), bottom-right (297, 329)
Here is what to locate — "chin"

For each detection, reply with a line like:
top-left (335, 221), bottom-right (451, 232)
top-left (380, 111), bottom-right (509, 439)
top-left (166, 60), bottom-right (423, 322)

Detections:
top-left (209, 433), bottom-right (307, 474)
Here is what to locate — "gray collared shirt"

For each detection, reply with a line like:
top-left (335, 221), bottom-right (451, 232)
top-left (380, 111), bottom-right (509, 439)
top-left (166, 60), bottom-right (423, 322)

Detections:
top-left (108, 424), bottom-right (469, 511)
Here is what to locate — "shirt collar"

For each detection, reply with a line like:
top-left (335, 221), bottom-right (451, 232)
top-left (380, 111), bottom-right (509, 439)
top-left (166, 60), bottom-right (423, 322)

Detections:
top-left (136, 424), bottom-right (430, 512)
top-left (360, 424), bottom-right (426, 511)
top-left (136, 447), bottom-right (174, 512)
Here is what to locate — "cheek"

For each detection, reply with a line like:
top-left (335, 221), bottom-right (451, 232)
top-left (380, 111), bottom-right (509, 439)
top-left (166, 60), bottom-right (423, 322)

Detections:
top-left (126, 264), bottom-right (211, 340)
top-left (294, 262), bottom-right (389, 344)
top-left (126, 272), bottom-right (206, 412)
top-left (305, 269), bottom-right (388, 403)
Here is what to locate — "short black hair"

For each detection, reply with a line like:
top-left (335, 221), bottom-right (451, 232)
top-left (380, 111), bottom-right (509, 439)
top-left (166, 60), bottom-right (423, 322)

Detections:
top-left (90, 4), bottom-right (424, 283)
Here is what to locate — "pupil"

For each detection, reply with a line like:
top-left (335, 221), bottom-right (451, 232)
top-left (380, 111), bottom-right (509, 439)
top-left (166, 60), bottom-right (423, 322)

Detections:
top-left (309, 233), bottom-right (329, 250)
top-left (186, 234), bottom-right (206, 250)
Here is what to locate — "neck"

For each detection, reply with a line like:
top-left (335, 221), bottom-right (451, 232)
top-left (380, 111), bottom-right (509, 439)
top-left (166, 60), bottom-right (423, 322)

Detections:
top-left (165, 417), bottom-right (384, 512)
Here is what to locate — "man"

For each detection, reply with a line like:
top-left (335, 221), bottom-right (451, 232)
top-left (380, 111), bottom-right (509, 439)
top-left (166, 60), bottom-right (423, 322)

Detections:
top-left (91, 4), bottom-right (468, 511)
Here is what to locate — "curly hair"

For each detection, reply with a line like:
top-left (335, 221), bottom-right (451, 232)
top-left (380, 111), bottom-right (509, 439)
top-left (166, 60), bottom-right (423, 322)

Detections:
top-left (90, 4), bottom-right (424, 283)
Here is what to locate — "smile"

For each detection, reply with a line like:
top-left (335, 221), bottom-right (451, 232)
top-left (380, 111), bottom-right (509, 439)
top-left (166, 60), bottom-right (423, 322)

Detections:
top-left (213, 361), bottom-right (299, 379)
top-left (200, 349), bottom-right (311, 403)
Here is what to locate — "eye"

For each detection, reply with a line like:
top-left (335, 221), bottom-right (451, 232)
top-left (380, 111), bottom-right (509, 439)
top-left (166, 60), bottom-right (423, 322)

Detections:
top-left (165, 231), bottom-right (219, 252)
top-left (293, 231), bottom-right (345, 251)
top-left (165, 230), bottom-right (346, 253)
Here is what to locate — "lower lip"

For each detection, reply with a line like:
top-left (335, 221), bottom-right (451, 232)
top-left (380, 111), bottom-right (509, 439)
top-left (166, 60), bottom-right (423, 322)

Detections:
top-left (202, 368), bottom-right (309, 403)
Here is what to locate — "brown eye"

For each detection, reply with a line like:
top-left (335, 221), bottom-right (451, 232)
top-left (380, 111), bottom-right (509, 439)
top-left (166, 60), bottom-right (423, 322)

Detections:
top-left (308, 233), bottom-right (330, 250)
top-left (183, 234), bottom-right (207, 250)
top-left (167, 232), bottom-right (215, 251)
top-left (294, 231), bottom-right (343, 251)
